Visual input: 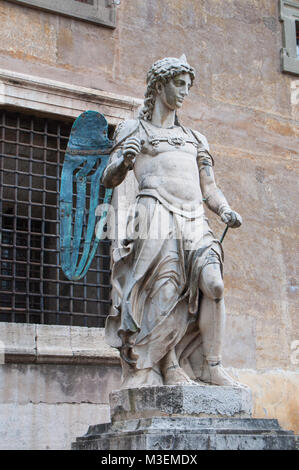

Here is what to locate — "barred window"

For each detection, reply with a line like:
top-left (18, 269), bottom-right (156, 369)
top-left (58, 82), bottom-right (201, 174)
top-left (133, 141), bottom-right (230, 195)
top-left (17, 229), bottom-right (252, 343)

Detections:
top-left (0, 109), bottom-right (113, 327)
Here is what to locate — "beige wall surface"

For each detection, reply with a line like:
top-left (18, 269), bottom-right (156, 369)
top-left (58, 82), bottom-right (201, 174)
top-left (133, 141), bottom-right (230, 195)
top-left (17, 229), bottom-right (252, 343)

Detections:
top-left (0, 0), bottom-right (298, 443)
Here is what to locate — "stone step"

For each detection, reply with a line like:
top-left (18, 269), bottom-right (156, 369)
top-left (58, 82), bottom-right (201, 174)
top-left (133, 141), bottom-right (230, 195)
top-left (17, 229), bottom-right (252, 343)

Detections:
top-left (73, 417), bottom-right (297, 450)
top-left (73, 429), bottom-right (297, 451)
top-left (83, 417), bottom-right (285, 437)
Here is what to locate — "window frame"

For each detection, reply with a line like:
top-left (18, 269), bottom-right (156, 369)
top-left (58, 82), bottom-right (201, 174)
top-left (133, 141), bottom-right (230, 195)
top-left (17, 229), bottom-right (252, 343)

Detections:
top-left (280, 0), bottom-right (299, 75)
top-left (6, 0), bottom-right (117, 28)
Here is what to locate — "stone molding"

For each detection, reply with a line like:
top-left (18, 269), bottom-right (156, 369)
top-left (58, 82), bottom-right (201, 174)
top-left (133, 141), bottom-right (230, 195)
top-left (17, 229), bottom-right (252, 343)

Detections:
top-left (0, 68), bottom-right (143, 125)
top-left (0, 322), bottom-right (120, 365)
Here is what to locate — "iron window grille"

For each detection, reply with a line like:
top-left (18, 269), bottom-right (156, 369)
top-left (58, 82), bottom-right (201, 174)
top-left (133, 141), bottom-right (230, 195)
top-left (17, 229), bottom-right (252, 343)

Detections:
top-left (0, 109), bottom-right (113, 327)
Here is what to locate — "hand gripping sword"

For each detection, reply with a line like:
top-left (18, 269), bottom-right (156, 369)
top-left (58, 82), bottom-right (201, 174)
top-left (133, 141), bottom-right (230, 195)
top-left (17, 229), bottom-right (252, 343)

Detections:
top-left (220, 211), bottom-right (237, 243)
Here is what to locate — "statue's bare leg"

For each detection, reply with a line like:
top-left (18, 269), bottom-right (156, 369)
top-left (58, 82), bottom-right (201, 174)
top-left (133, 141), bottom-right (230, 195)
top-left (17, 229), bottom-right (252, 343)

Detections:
top-left (160, 348), bottom-right (197, 385)
top-left (198, 262), bottom-right (246, 388)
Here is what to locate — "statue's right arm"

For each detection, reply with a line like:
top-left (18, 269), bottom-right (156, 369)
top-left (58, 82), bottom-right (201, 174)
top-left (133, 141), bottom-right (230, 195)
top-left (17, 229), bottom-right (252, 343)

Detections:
top-left (102, 148), bottom-right (132, 188)
top-left (102, 120), bottom-right (141, 188)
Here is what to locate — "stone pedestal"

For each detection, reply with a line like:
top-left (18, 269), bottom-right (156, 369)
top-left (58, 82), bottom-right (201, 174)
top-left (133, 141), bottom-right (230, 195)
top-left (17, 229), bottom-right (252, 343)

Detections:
top-left (72, 385), bottom-right (298, 450)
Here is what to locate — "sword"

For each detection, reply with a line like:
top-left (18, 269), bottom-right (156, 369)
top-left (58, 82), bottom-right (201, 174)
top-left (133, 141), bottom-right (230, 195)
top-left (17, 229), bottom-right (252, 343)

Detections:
top-left (220, 225), bottom-right (229, 243)
top-left (220, 212), bottom-right (237, 243)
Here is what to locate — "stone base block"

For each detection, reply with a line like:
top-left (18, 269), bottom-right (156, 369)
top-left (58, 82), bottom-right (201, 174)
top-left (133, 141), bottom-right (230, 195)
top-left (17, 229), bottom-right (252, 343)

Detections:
top-left (109, 385), bottom-right (253, 421)
top-left (72, 385), bottom-right (298, 450)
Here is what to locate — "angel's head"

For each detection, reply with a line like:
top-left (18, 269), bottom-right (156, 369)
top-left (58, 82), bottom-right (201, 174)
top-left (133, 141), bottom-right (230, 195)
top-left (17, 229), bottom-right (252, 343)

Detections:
top-left (139, 55), bottom-right (195, 121)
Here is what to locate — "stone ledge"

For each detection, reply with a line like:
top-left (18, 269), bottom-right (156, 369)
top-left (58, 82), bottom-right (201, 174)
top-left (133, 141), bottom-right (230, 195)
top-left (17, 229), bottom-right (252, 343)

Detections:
top-left (0, 322), bottom-right (120, 365)
top-left (0, 68), bottom-right (143, 124)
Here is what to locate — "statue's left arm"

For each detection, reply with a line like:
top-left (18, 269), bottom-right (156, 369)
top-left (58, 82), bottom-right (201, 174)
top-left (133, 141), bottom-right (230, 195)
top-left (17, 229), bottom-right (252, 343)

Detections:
top-left (196, 143), bottom-right (242, 228)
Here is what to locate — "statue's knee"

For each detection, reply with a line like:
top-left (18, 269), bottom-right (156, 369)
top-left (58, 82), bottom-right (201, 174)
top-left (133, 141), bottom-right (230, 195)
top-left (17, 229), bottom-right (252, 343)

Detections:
top-left (207, 279), bottom-right (224, 301)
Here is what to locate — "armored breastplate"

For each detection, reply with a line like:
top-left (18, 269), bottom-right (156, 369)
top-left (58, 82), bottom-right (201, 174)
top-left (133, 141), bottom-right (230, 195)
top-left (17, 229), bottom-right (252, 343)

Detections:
top-left (139, 119), bottom-right (199, 151)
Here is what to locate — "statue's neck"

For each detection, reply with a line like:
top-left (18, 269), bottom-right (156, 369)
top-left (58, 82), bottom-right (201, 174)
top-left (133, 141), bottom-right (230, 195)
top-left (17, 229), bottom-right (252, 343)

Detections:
top-left (151, 100), bottom-right (176, 128)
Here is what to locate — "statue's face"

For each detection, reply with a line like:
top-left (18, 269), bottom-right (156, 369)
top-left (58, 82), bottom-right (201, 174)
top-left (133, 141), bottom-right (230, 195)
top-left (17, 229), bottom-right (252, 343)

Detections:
top-left (159, 72), bottom-right (192, 110)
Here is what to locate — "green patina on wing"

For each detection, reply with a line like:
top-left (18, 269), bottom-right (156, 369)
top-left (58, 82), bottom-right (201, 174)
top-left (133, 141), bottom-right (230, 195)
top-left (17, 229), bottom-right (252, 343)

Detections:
top-left (59, 111), bottom-right (113, 280)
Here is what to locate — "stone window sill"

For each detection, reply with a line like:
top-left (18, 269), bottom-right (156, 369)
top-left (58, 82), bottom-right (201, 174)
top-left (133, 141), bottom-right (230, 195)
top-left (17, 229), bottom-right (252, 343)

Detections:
top-left (0, 322), bottom-right (120, 365)
top-left (0, 68), bottom-right (142, 125)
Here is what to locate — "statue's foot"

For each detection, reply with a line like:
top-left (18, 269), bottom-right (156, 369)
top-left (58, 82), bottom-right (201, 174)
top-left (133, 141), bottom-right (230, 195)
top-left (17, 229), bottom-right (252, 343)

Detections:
top-left (163, 365), bottom-right (198, 386)
top-left (121, 367), bottom-right (163, 389)
top-left (198, 362), bottom-right (249, 389)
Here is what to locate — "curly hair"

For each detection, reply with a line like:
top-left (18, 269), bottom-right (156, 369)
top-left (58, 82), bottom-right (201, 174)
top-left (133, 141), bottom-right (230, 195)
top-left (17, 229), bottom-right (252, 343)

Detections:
top-left (139, 56), bottom-right (195, 121)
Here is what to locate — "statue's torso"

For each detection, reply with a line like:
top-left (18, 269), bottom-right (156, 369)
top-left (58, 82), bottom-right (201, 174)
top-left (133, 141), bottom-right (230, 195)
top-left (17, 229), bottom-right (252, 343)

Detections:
top-left (133, 121), bottom-right (203, 217)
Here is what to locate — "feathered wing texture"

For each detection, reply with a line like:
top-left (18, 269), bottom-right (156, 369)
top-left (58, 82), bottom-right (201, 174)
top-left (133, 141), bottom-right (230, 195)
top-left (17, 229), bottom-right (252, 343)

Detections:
top-left (59, 111), bottom-right (113, 280)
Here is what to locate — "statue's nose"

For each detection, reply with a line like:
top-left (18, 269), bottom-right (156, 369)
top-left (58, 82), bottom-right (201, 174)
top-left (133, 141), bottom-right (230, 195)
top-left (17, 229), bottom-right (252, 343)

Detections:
top-left (182, 86), bottom-right (189, 96)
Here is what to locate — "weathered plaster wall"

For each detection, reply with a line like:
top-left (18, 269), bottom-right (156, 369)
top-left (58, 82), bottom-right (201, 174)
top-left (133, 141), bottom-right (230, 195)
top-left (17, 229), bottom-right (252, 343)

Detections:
top-left (0, 0), bottom-right (298, 447)
top-left (0, 366), bottom-right (114, 450)
top-left (232, 368), bottom-right (299, 436)
top-left (0, 324), bottom-right (121, 450)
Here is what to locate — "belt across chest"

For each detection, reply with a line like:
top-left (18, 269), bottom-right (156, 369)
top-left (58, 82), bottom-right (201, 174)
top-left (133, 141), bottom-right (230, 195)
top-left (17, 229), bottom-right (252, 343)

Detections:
top-left (147, 135), bottom-right (199, 149)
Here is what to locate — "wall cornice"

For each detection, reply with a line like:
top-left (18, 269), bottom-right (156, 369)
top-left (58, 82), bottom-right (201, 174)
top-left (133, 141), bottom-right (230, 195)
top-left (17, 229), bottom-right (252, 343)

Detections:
top-left (0, 322), bottom-right (120, 365)
top-left (0, 68), bottom-right (143, 124)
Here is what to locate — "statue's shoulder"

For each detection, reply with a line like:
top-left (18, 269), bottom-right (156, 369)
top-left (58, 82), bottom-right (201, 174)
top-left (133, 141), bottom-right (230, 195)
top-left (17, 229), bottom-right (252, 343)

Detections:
top-left (113, 119), bottom-right (140, 146)
top-left (186, 127), bottom-right (210, 152)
